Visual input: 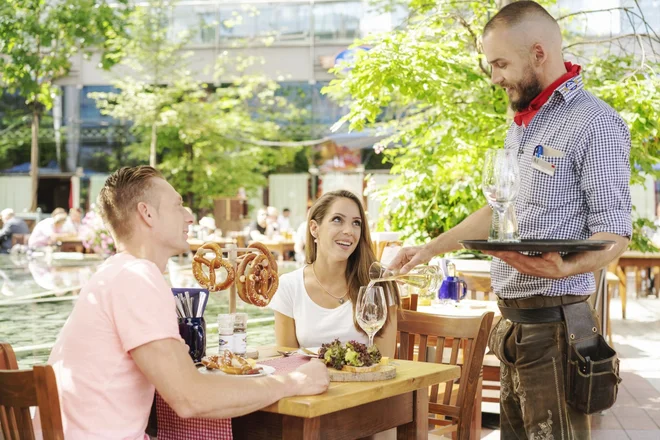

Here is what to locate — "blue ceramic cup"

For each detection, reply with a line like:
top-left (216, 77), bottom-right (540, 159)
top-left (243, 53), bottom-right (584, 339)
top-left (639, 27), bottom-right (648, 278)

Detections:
top-left (178, 317), bottom-right (206, 363)
top-left (438, 276), bottom-right (468, 305)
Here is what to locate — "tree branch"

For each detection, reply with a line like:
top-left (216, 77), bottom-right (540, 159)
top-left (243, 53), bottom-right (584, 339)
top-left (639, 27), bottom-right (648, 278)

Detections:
top-left (454, 14), bottom-right (490, 76)
top-left (557, 7), bottom-right (632, 22)
top-left (563, 33), bottom-right (659, 50)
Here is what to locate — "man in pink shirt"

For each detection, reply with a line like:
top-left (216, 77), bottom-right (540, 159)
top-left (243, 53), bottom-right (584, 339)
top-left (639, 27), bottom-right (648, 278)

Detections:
top-left (39, 166), bottom-right (329, 439)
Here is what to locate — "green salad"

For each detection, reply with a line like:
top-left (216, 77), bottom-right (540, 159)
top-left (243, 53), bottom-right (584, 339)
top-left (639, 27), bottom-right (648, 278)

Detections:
top-left (318, 339), bottom-right (382, 369)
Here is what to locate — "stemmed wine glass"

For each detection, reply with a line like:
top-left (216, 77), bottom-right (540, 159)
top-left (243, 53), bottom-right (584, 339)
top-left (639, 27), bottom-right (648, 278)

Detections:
top-left (482, 149), bottom-right (521, 242)
top-left (356, 285), bottom-right (387, 348)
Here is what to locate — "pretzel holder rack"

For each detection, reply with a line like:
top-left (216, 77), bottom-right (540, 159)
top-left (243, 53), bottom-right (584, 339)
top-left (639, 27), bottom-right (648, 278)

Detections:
top-left (195, 244), bottom-right (271, 314)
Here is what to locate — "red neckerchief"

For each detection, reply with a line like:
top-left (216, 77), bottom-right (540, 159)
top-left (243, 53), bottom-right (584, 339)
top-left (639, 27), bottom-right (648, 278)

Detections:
top-left (513, 62), bottom-right (582, 127)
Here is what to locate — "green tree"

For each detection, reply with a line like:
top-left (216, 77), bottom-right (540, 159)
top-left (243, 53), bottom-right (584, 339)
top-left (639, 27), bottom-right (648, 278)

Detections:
top-left (91, 1), bottom-right (306, 212)
top-left (104, 0), bottom-right (191, 167)
top-left (93, 55), bottom-right (301, 212)
top-left (325, 0), bottom-right (660, 250)
top-left (0, 0), bottom-right (131, 210)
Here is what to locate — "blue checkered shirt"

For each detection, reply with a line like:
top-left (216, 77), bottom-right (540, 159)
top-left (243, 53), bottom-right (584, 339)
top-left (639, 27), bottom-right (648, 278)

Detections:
top-left (492, 74), bottom-right (633, 299)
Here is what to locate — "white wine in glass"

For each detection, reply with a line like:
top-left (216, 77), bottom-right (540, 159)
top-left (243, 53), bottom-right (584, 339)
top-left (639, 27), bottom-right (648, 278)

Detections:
top-left (356, 285), bottom-right (387, 348)
top-left (369, 262), bottom-right (439, 292)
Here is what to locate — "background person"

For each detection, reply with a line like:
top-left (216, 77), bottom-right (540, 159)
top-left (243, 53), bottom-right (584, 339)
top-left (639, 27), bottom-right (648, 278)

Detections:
top-left (0, 208), bottom-right (29, 253)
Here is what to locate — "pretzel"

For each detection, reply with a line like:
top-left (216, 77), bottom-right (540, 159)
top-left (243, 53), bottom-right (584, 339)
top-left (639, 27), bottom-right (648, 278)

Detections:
top-left (248, 242), bottom-right (278, 274)
top-left (201, 350), bottom-right (261, 375)
top-left (236, 253), bottom-right (257, 304)
top-left (192, 242), bottom-right (235, 292)
top-left (245, 254), bottom-right (270, 307)
top-left (235, 242), bottom-right (279, 307)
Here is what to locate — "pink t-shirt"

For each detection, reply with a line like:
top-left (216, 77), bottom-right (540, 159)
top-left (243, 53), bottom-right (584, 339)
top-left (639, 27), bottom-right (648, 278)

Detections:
top-left (40, 252), bottom-right (182, 440)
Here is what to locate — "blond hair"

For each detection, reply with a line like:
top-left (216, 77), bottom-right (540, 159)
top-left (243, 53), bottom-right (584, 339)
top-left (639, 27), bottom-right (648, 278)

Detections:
top-left (98, 166), bottom-right (164, 241)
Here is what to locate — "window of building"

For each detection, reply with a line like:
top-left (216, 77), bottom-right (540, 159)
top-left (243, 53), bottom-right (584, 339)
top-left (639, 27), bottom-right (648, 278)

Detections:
top-left (313, 2), bottom-right (363, 41)
top-left (79, 86), bottom-right (120, 128)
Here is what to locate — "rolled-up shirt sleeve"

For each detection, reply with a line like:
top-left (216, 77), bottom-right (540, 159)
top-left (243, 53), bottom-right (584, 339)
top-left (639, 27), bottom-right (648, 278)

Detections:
top-left (578, 113), bottom-right (632, 238)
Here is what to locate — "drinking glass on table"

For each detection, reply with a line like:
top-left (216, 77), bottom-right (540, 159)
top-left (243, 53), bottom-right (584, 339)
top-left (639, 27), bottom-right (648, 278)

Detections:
top-left (356, 285), bottom-right (387, 348)
top-left (482, 149), bottom-right (521, 242)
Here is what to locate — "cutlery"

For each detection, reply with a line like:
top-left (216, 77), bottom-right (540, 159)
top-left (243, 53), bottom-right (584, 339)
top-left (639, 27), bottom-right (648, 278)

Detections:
top-left (184, 291), bottom-right (193, 315)
top-left (174, 297), bottom-right (187, 318)
top-left (195, 292), bottom-right (206, 318)
top-left (300, 347), bottom-right (318, 356)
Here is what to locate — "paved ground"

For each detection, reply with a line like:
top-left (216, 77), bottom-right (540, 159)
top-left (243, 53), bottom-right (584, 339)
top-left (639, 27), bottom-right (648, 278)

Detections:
top-left (430, 296), bottom-right (660, 439)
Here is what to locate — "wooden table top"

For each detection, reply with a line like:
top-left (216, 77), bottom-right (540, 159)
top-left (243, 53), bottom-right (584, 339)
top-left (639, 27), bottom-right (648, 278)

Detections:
top-left (619, 251), bottom-right (660, 260)
top-left (59, 236), bottom-right (82, 243)
top-left (418, 300), bottom-right (500, 317)
top-left (256, 347), bottom-right (460, 419)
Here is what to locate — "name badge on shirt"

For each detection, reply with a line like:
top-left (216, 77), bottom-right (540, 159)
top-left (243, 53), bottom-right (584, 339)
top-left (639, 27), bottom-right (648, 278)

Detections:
top-left (539, 144), bottom-right (565, 158)
top-left (532, 156), bottom-right (556, 176)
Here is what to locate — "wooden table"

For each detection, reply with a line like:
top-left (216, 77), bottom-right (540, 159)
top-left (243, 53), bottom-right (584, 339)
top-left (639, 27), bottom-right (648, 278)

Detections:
top-left (260, 240), bottom-right (295, 261)
top-left (616, 251), bottom-right (660, 314)
top-left (58, 237), bottom-right (84, 253)
top-left (231, 347), bottom-right (461, 439)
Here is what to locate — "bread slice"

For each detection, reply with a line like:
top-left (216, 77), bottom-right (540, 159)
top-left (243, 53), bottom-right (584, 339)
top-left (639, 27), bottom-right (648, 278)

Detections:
top-left (342, 364), bottom-right (381, 373)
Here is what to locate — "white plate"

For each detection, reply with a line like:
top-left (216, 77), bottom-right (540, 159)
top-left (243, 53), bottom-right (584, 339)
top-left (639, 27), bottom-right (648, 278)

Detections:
top-left (297, 347), bottom-right (321, 358)
top-left (197, 364), bottom-right (275, 377)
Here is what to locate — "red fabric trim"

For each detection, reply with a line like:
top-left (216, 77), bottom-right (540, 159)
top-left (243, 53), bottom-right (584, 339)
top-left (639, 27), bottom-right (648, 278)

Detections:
top-left (513, 62), bottom-right (581, 127)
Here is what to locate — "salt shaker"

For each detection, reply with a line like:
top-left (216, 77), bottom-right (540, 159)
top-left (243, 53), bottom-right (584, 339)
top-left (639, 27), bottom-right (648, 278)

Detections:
top-left (233, 313), bottom-right (248, 356)
top-left (217, 313), bottom-right (234, 353)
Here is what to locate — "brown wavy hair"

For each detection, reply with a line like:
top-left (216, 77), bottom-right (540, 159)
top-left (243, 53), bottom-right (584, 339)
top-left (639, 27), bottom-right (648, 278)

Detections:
top-left (305, 190), bottom-right (399, 333)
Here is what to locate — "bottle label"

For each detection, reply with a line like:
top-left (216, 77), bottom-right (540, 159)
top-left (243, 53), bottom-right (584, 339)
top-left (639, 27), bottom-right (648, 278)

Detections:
top-left (219, 334), bottom-right (233, 353)
top-left (233, 332), bottom-right (247, 355)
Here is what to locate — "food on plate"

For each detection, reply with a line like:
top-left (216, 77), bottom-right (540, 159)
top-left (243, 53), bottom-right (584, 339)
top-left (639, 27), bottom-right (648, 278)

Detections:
top-left (192, 242), bottom-right (235, 292)
top-left (318, 339), bottom-right (382, 371)
top-left (235, 242), bottom-right (279, 307)
top-left (201, 350), bottom-right (263, 375)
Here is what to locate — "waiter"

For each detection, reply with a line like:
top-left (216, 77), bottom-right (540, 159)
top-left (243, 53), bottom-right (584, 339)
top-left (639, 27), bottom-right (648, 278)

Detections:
top-left (389, 2), bottom-right (631, 438)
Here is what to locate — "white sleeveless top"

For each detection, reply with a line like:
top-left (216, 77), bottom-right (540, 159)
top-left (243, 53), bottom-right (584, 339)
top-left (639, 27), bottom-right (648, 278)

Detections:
top-left (268, 267), bottom-right (369, 348)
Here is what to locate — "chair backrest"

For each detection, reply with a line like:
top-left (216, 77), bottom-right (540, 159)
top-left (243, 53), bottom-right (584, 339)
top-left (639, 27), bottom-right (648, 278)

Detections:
top-left (400, 293), bottom-right (418, 311)
top-left (397, 310), bottom-right (494, 437)
top-left (0, 365), bottom-right (64, 440)
top-left (0, 342), bottom-right (19, 370)
top-left (461, 272), bottom-right (493, 300)
top-left (11, 234), bottom-right (29, 247)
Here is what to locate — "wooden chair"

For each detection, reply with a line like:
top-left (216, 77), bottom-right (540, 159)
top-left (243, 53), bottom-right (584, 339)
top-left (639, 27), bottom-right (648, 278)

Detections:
top-left (0, 342), bottom-right (18, 370)
top-left (400, 293), bottom-right (418, 311)
top-left (460, 272), bottom-right (493, 300)
top-left (11, 234), bottom-right (29, 247)
top-left (397, 310), bottom-right (494, 440)
top-left (0, 342), bottom-right (64, 440)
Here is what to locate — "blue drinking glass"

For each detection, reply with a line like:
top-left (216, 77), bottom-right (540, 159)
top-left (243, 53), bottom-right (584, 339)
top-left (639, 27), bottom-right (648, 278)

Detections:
top-left (437, 276), bottom-right (468, 306)
top-left (178, 317), bottom-right (206, 363)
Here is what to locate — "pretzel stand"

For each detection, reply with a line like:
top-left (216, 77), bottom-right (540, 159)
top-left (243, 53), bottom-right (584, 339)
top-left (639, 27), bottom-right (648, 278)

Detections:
top-left (192, 242), bottom-right (279, 314)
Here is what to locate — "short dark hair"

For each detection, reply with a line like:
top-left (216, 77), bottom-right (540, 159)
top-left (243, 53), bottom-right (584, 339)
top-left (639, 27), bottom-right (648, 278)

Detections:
top-left (98, 166), bottom-right (164, 241)
top-left (484, 1), bottom-right (556, 35)
top-left (283, 208), bottom-right (290, 213)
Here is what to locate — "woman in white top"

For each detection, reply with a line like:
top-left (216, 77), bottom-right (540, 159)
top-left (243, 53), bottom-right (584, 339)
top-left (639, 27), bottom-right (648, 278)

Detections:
top-left (269, 190), bottom-right (399, 357)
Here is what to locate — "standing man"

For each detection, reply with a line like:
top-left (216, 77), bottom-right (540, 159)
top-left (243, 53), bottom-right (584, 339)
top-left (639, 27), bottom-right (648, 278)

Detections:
top-left (278, 208), bottom-right (292, 232)
top-left (0, 208), bottom-right (29, 252)
top-left (390, 2), bottom-right (631, 438)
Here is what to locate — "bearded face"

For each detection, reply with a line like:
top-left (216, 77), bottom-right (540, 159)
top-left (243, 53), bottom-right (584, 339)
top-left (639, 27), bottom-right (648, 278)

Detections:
top-left (501, 64), bottom-right (544, 112)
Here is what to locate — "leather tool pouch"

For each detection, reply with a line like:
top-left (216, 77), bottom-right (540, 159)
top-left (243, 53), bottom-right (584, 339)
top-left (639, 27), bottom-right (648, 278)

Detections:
top-left (563, 302), bottom-right (621, 414)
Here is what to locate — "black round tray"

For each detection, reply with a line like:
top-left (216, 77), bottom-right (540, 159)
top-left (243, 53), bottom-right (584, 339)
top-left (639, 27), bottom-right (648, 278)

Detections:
top-left (459, 239), bottom-right (615, 253)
